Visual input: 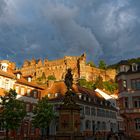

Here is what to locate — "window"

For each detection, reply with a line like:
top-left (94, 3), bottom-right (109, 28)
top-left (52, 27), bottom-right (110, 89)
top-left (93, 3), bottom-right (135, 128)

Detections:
top-left (5, 79), bottom-right (9, 90)
top-left (80, 106), bottom-right (84, 115)
top-left (97, 121), bottom-right (100, 130)
top-left (131, 79), bottom-right (140, 90)
top-left (118, 79), bottom-right (127, 92)
top-left (85, 106), bottom-right (90, 115)
top-left (135, 118), bottom-right (140, 131)
top-left (133, 98), bottom-right (140, 108)
top-left (124, 98), bottom-right (128, 108)
top-left (91, 107), bottom-right (96, 116)
top-left (21, 88), bottom-right (25, 95)
top-left (85, 120), bottom-right (91, 129)
top-left (102, 122), bottom-right (106, 130)
top-left (27, 89), bottom-right (31, 96)
top-left (15, 86), bottom-right (19, 93)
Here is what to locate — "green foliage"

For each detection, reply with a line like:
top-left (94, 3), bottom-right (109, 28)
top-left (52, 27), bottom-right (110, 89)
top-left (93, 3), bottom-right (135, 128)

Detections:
top-left (94, 76), bottom-right (104, 89)
top-left (87, 61), bottom-right (96, 67)
top-left (108, 57), bottom-right (140, 69)
top-left (32, 96), bottom-right (55, 129)
top-left (0, 89), bottom-right (26, 131)
top-left (78, 77), bottom-right (118, 94)
top-left (47, 75), bottom-right (56, 81)
top-left (78, 79), bottom-right (94, 90)
top-left (103, 81), bottom-right (118, 94)
top-left (98, 60), bottom-right (107, 69)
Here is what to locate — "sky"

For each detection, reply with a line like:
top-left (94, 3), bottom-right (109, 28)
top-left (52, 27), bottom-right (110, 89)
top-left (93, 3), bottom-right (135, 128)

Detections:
top-left (0, 0), bottom-right (140, 66)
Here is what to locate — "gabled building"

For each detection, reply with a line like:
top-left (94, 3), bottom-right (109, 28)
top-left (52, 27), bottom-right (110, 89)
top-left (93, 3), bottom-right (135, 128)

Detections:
top-left (116, 61), bottom-right (140, 139)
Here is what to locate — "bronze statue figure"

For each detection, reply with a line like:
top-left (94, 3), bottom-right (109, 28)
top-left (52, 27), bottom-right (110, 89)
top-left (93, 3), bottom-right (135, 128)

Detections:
top-left (64, 68), bottom-right (73, 91)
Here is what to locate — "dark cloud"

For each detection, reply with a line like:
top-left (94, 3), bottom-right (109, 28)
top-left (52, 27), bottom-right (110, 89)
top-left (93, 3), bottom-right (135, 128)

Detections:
top-left (0, 0), bottom-right (139, 66)
top-left (0, 0), bottom-right (6, 16)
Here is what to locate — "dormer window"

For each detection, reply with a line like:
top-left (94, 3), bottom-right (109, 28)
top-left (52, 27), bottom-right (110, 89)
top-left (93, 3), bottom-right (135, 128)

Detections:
top-left (17, 73), bottom-right (21, 79)
top-left (132, 63), bottom-right (138, 72)
top-left (79, 94), bottom-right (82, 99)
top-left (55, 93), bottom-right (58, 97)
top-left (1, 63), bottom-right (8, 72)
top-left (28, 77), bottom-right (32, 82)
top-left (48, 93), bottom-right (51, 98)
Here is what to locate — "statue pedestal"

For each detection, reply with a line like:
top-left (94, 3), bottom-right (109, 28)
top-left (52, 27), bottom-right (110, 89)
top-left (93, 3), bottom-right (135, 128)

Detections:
top-left (55, 91), bottom-right (84, 140)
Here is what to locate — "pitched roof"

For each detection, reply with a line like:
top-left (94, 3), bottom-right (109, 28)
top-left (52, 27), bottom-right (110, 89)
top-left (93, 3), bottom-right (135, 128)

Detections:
top-left (0, 69), bottom-right (15, 79)
top-left (42, 81), bottom-right (102, 100)
top-left (16, 78), bottom-right (44, 89)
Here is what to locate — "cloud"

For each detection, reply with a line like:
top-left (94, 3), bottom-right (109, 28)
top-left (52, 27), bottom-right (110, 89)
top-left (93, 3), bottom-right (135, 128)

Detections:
top-left (0, 0), bottom-right (140, 66)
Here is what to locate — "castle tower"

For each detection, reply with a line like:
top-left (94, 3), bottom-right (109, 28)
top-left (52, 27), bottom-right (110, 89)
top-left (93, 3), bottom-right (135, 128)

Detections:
top-left (78, 53), bottom-right (86, 79)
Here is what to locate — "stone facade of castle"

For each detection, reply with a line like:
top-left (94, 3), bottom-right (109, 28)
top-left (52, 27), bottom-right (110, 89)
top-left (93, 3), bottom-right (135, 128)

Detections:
top-left (20, 53), bottom-right (116, 82)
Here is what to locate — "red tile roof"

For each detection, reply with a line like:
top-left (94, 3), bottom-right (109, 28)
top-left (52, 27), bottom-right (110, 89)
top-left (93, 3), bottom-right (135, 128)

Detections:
top-left (0, 69), bottom-right (15, 79)
top-left (16, 78), bottom-right (44, 90)
top-left (42, 81), bottom-right (102, 99)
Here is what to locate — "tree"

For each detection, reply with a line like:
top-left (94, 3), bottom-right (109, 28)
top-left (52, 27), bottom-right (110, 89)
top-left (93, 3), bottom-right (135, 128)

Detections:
top-left (103, 81), bottom-right (118, 94)
top-left (94, 76), bottom-right (104, 89)
top-left (98, 60), bottom-right (107, 69)
top-left (0, 89), bottom-right (26, 139)
top-left (32, 96), bottom-right (55, 139)
top-left (47, 75), bottom-right (56, 81)
top-left (87, 61), bottom-right (96, 67)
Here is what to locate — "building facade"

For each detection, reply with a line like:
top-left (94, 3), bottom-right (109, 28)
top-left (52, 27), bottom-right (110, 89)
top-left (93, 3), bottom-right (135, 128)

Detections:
top-left (42, 81), bottom-right (118, 137)
top-left (0, 60), bottom-right (44, 138)
top-left (116, 61), bottom-right (140, 139)
top-left (20, 53), bottom-right (116, 82)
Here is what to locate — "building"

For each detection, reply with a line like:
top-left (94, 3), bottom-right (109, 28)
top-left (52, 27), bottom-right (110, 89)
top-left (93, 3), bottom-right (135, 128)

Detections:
top-left (20, 53), bottom-right (116, 82)
top-left (95, 89), bottom-right (125, 133)
top-left (42, 81), bottom-right (118, 137)
top-left (116, 61), bottom-right (140, 139)
top-left (0, 60), bottom-right (44, 138)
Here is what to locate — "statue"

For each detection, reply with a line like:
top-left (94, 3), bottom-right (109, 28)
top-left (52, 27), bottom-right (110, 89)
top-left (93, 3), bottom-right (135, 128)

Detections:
top-left (64, 68), bottom-right (73, 91)
top-left (64, 68), bottom-right (75, 105)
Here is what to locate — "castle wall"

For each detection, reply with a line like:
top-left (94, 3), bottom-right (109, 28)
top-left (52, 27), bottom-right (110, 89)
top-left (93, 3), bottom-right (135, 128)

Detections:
top-left (20, 54), bottom-right (116, 82)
